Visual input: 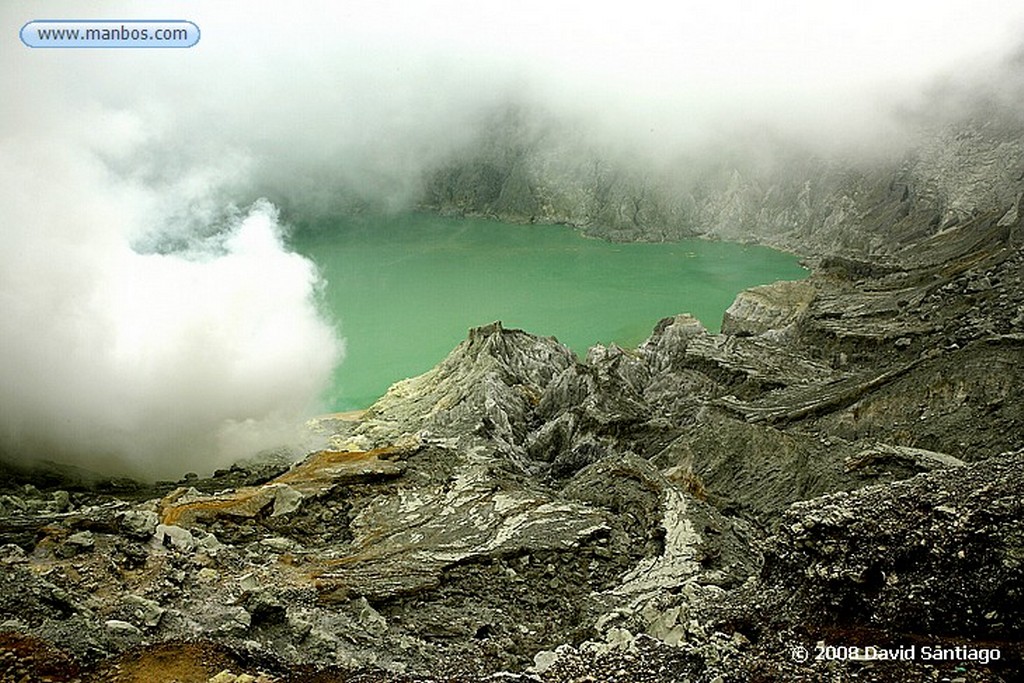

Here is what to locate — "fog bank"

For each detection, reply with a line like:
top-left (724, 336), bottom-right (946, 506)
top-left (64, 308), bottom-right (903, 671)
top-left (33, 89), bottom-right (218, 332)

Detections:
top-left (2, 1), bottom-right (1023, 476)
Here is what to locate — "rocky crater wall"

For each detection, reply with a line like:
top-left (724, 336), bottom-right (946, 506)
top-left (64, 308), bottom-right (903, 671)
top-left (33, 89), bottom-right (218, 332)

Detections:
top-left (422, 105), bottom-right (1024, 258)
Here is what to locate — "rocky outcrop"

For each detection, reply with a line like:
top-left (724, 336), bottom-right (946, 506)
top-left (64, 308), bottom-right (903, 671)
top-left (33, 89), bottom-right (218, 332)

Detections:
top-left (721, 280), bottom-right (816, 337)
top-left (761, 452), bottom-right (1024, 639)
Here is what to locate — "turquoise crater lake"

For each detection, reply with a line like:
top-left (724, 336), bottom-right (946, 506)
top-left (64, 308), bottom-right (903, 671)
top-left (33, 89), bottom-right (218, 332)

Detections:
top-left (291, 214), bottom-right (806, 411)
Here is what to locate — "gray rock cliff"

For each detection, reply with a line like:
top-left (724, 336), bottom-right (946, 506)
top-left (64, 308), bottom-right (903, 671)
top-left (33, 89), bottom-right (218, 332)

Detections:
top-left (423, 105), bottom-right (1024, 260)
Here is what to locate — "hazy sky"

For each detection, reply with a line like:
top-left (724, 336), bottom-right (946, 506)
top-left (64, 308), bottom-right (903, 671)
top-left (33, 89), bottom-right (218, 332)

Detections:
top-left (2, 1), bottom-right (1023, 476)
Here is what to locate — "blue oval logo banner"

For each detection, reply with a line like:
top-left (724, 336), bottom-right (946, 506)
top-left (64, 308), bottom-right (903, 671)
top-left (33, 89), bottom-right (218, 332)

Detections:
top-left (21, 20), bottom-right (200, 49)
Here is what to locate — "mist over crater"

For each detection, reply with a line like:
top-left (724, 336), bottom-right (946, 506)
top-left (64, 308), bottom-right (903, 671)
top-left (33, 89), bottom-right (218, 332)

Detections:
top-left (2, 0), bottom-right (1024, 477)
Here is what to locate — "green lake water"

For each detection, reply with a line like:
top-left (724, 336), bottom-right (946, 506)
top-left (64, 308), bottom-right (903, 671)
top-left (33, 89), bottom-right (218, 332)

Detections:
top-left (291, 214), bottom-right (806, 411)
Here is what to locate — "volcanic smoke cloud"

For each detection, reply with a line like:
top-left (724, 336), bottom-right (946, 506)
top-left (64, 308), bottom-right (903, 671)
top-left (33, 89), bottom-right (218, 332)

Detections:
top-left (0, 127), bottom-right (343, 476)
top-left (2, 0), bottom-right (1023, 477)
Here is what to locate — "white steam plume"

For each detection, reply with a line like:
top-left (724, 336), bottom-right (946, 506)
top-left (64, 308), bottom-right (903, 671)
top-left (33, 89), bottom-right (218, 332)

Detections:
top-left (0, 102), bottom-right (342, 478)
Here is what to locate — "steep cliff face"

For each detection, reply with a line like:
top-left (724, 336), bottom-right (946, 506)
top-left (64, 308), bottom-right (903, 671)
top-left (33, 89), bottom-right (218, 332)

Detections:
top-left (423, 105), bottom-right (1024, 257)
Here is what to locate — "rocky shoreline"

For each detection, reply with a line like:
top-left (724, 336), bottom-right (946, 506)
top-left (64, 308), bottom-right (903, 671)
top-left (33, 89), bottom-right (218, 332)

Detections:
top-left (3, 109), bottom-right (1024, 681)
